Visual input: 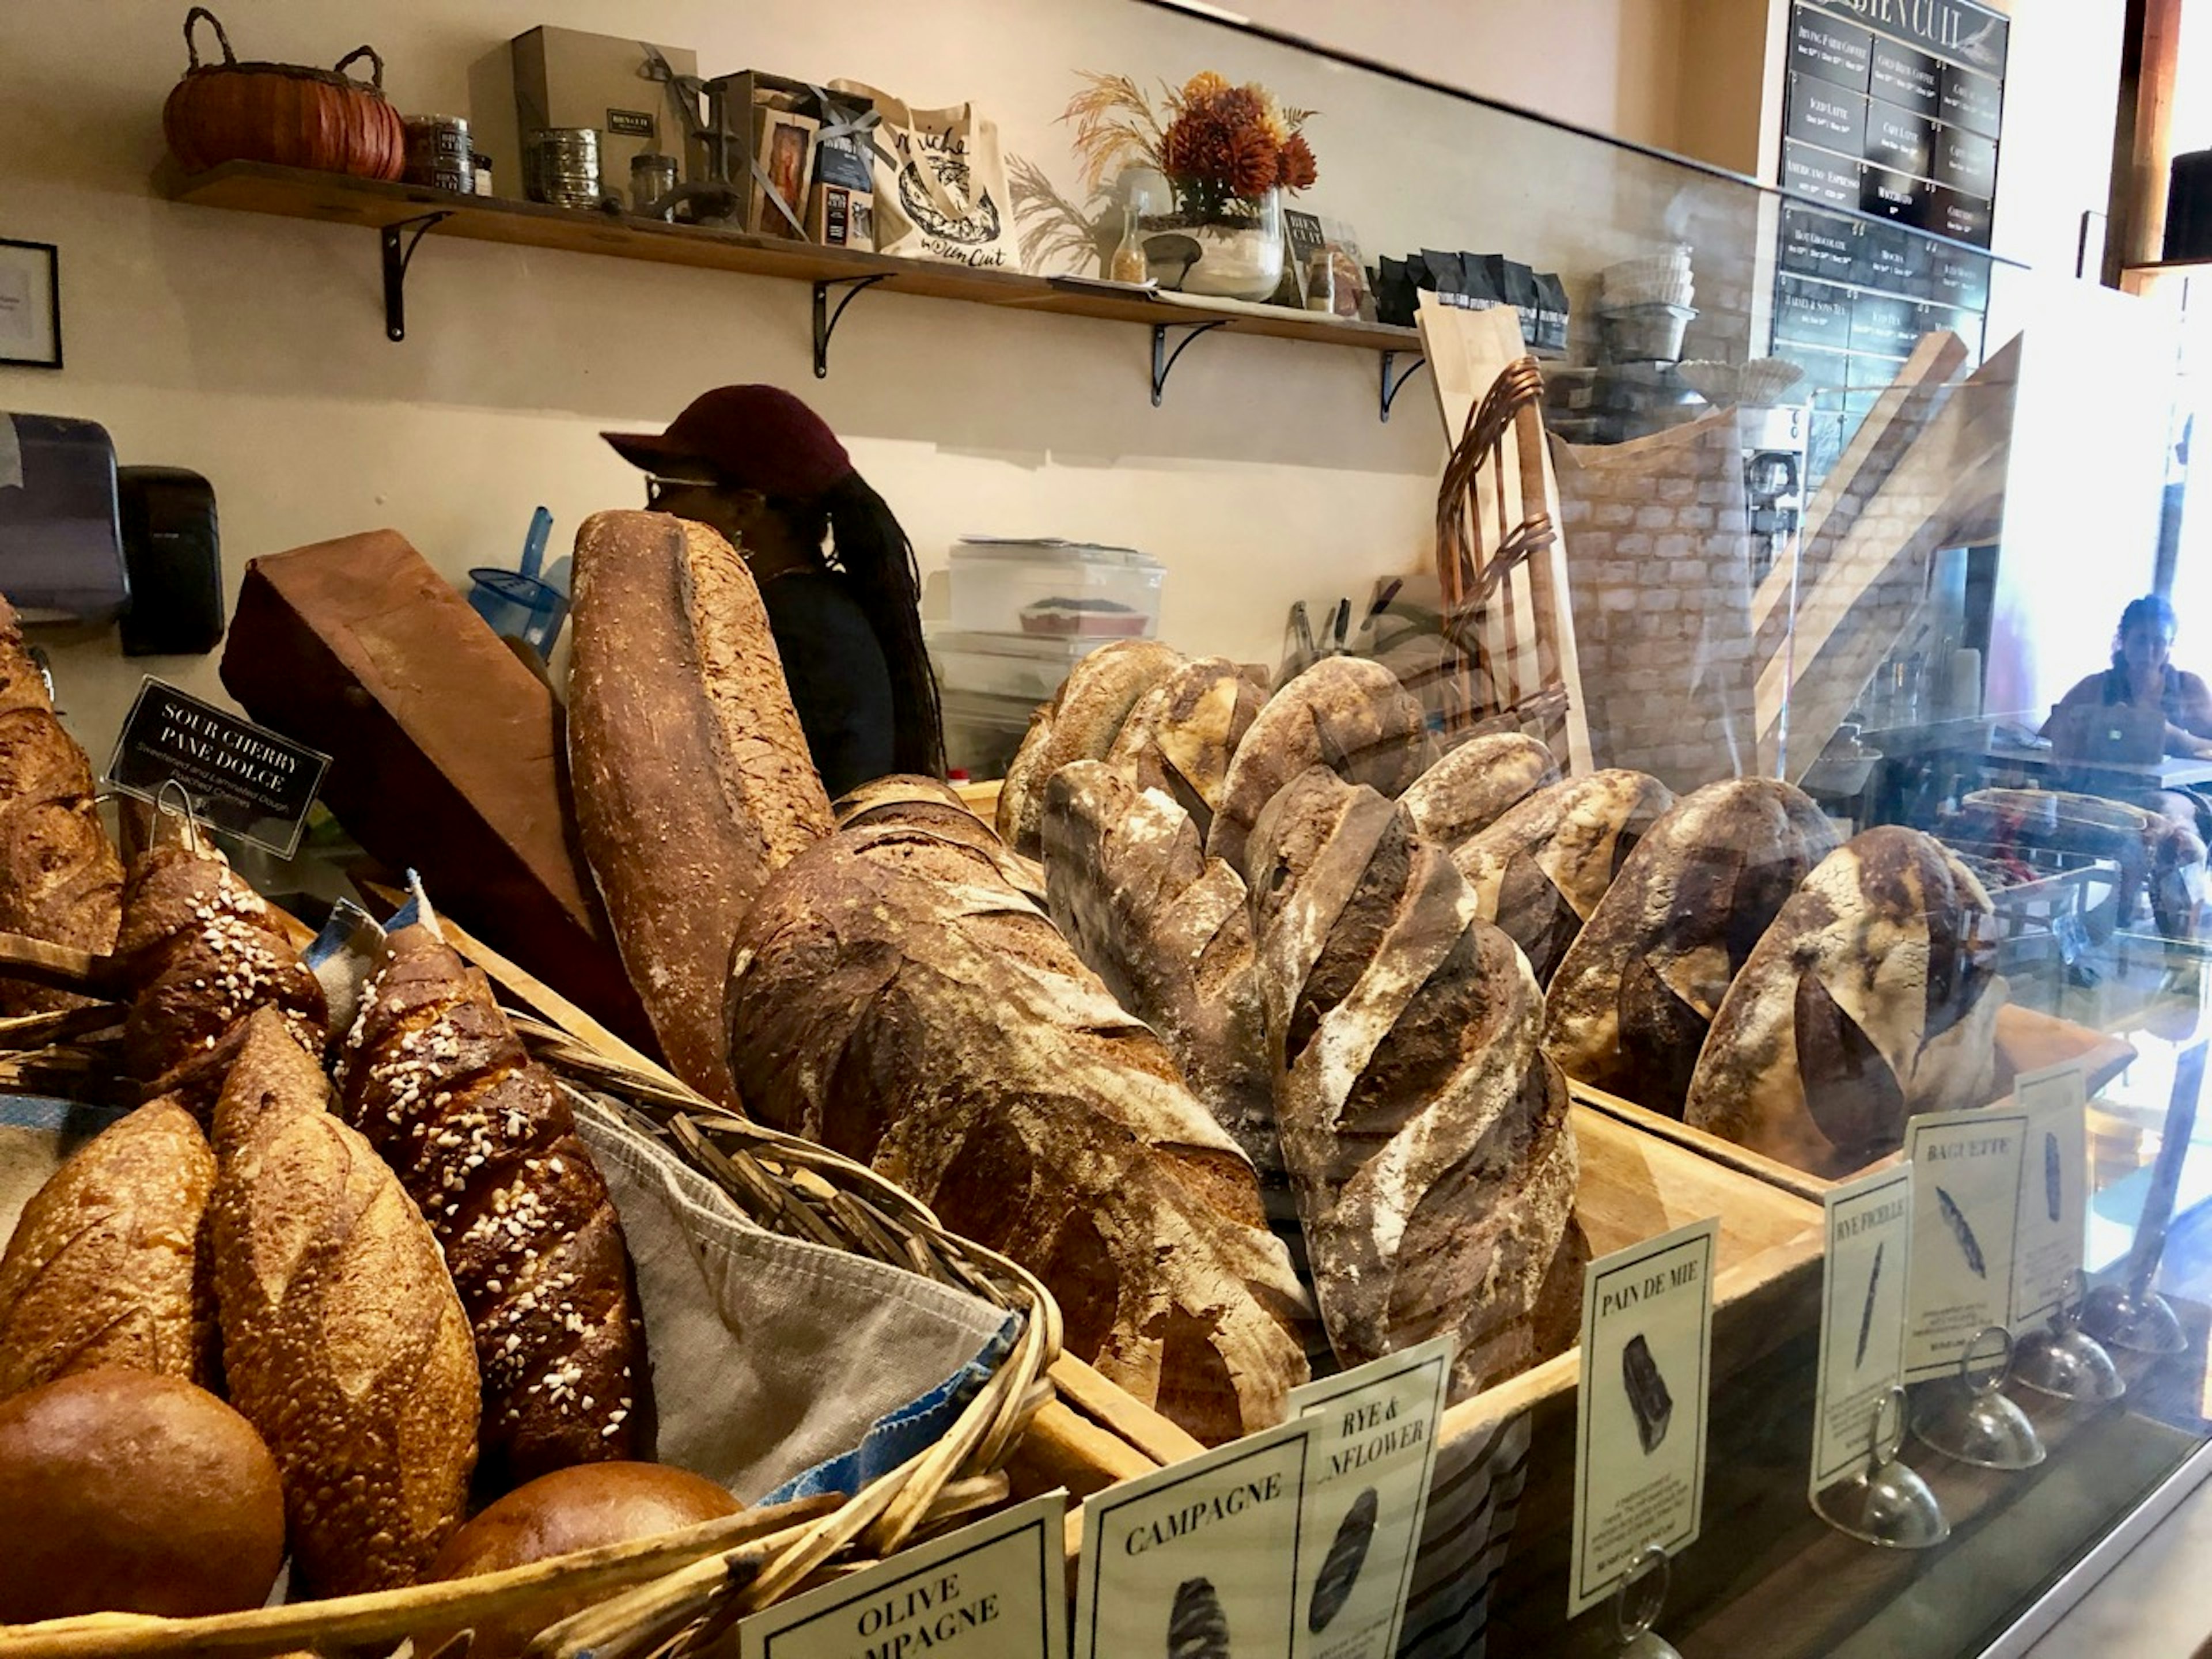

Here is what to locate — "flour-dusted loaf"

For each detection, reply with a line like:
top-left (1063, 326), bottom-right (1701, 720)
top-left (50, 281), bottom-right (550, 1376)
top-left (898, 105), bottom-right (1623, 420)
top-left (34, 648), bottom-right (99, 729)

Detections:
top-left (1103, 656), bottom-right (1268, 843)
top-left (0, 596), bottom-right (122, 1016)
top-left (1207, 657), bottom-right (1438, 880)
top-left (835, 774), bottom-right (1045, 904)
top-left (1453, 770), bottom-right (1676, 986)
top-left (0, 1098), bottom-right (215, 1401)
top-left (1545, 777), bottom-right (1840, 1118)
top-left (212, 1009), bottom-right (478, 1594)
top-left (994, 639), bottom-right (1184, 857)
top-left (568, 510), bottom-right (834, 1107)
top-left (726, 812), bottom-right (1311, 1444)
top-left (1247, 767), bottom-right (1585, 1397)
top-left (1399, 732), bottom-right (1561, 850)
top-left (1684, 827), bottom-right (2009, 1176)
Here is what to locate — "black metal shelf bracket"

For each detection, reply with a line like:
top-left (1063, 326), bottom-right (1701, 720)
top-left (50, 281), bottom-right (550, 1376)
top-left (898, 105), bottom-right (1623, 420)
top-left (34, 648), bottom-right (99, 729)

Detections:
top-left (813, 274), bottom-right (891, 378)
top-left (379, 211), bottom-right (452, 343)
top-left (1150, 320), bottom-right (1229, 406)
top-left (1379, 351), bottom-right (1429, 423)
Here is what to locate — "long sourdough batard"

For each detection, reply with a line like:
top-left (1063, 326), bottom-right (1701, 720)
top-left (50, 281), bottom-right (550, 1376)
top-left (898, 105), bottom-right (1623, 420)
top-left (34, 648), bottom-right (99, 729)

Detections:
top-left (726, 813), bottom-right (1311, 1444)
top-left (0, 1097), bottom-right (215, 1400)
top-left (994, 639), bottom-right (1184, 858)
top-left (0, 595), bottom-right (122, 1015)
top-left (567, 510), bottom-right (834, 1107)
top-left (1101, 656), bottom-right (1268, 843)
top-left (1207, 657), bottom-right (1438, 880)
top-left (212, 1010), bottom-right (478, 1594)
top-left (1398, 731), bottom-right (1561, 851)
top-left (1452, 770), bottom-right (1676, 986)
top-left (1684, 827), bottom-right (2009, 1177)
top-left (1246, 767), bottom-right (1585, 1397)
top-left (1545, 777), bottom-right (1840, 1118)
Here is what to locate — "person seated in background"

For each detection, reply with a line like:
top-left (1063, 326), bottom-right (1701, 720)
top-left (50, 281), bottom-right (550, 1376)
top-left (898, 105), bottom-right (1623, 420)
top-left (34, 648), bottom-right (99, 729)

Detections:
top-left (2047, 594), bottom-right (2212, 834)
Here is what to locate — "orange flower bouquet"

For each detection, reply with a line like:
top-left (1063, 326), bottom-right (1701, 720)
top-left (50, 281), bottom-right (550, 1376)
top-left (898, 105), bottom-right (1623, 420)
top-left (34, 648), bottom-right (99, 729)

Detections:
top-left (1066, 70), bottom-right (1319, 224)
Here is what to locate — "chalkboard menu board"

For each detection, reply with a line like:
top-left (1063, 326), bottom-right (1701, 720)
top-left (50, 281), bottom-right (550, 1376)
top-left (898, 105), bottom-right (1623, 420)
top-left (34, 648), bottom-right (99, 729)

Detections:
top-left (1772, 0), bottom-right (2004, 446)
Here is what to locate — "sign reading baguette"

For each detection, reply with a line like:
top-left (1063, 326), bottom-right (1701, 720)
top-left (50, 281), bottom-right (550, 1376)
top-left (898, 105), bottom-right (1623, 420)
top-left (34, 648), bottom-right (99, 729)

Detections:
top-left (1288, 1335), bottom-right (1453, 1658)
top-left (1810, 1166), bottom-right (1914, 1499)
top-left (739, 1490), bottom-right (1067, 1658)
top-left (1569, 1217), bottom-right (1718, 1619)
top-left (106, 677), bottom-right (329, 858)
top-left (1075, 1415), bottom-right (1315, 1659)
top-left (1902, 1105), bottom-right (2027, 1381)
top-left (2012, 1062), bottom-right (2090, 1327)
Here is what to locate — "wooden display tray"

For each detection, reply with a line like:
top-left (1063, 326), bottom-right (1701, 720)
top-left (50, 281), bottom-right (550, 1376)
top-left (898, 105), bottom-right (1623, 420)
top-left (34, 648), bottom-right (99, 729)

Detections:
top-left (1571, 1003), bottom-right (2137, 1203)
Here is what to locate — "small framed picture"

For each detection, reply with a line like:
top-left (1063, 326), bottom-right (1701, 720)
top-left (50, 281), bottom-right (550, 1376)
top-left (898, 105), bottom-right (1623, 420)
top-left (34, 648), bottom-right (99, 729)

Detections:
top-left (0, 240), bottom-right (60, 370)
top-left (749, 106), bottom-right (819, 240)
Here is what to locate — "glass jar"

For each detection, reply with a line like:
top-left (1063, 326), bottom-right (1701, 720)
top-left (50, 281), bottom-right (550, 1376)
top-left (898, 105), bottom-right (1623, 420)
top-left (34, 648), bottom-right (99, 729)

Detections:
top-left (1139, 184), bottom-right (1285, 301)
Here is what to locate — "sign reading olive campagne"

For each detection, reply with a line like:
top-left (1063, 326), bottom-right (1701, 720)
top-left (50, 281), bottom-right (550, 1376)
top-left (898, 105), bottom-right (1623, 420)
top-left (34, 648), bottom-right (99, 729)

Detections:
top-left (107, 676), bottom-right (329, 858)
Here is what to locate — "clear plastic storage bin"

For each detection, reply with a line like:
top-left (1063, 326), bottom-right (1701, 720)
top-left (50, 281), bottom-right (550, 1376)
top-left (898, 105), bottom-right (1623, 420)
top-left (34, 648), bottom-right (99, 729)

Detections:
top-left (947, 537), bottom-right (1164, 638)
top-left (926, 629), bottom-right (1116, 703)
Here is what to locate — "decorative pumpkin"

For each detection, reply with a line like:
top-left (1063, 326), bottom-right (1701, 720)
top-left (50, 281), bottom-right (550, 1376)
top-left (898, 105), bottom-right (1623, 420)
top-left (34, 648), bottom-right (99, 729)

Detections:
top-left (162, 7), bottom-right (404, 181)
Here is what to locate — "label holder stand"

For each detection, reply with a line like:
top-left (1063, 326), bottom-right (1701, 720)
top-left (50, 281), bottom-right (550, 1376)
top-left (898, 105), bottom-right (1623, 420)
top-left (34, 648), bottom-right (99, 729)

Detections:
top-left (1611, 1543), bottom-right (1684, 1658)
top-left (1810, 1384), bottom-right (1950, 1550)
top-left (1912, 1324), bottom-right (2046, 1470)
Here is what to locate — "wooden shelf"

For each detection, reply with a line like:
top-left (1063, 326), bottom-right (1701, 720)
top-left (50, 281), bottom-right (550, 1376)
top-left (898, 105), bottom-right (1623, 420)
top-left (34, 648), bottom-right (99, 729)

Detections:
top-left (160, 161), bottom-right (1422, 407)
top-left (2120, 257), bottom-right (2211, 298)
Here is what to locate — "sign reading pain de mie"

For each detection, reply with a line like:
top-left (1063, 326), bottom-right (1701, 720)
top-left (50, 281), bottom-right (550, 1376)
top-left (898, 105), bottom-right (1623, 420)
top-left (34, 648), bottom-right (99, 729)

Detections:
top-left (106, 677), bottom-right (329, 858)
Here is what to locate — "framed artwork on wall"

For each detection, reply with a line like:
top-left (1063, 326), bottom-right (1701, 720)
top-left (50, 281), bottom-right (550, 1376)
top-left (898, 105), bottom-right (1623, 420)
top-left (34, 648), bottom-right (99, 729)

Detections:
top-left (0, 239), bottom-right (61, 370)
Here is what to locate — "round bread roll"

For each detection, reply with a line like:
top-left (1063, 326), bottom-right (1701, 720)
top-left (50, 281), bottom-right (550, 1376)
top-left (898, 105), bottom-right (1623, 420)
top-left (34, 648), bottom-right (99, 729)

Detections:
top-left (0, 1368), bottom-right (285, 1622)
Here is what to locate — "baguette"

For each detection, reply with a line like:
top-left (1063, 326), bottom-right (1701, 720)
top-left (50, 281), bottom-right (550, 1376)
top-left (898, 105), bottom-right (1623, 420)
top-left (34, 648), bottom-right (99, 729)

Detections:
top-left (567, 510), bottom-right (834, 1107)
top-left (1399, 732), bottom-right (1560, 850)
top-left (212, 1009), bottom-right (478, 1594)
top-left (0, 1097), bottom-right (215, 1400)
top-left (994, 640), bottom-right (1184, 857)
top-left (1102, 656), bottom-right (1267, 842)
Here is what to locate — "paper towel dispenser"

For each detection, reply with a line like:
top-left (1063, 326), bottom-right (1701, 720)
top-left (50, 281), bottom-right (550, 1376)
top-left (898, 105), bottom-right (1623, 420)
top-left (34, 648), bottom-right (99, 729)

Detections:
top-left (0, 412), bottom-right (131, 622)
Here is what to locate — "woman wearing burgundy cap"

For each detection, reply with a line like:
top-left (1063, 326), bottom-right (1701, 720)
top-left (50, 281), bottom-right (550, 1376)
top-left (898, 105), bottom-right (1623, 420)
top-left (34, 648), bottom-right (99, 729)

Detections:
top-left (603, 385), bottom-right (945, 795)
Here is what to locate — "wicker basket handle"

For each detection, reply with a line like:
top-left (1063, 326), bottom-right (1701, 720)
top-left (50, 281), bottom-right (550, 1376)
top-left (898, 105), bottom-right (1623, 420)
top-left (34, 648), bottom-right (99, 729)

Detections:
top-left (181, 6), bottom-right (236, 69)
top-left (332, 43), bottom-right (386, 89)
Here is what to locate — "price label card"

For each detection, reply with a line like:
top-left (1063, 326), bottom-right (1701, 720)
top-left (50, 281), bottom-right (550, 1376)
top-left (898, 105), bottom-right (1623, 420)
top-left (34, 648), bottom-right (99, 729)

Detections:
top-left (1288, 1336), bottom-right (1452, 1659)
top-left (2013, 1063), bottom-right (2090, 1326)
top-left (1569, 1217), bottom-right (1718, 1619)
top-left (1809, 1168), bottom-right (1913, 1499)
top-left (1903, 1107), bottom-right (2027, 1381)
top-left (105, 677), bottom-right (330, 858)
top-left (740, 1490), bottom-right (1067, 1659)
top-left (1076, 1415), bottom-right (1314, 1659)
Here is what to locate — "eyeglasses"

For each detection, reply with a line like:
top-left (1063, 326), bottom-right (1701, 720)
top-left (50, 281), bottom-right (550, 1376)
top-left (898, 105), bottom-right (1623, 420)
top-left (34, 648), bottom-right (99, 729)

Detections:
top-left (645, 474), bottom-right (723, 507)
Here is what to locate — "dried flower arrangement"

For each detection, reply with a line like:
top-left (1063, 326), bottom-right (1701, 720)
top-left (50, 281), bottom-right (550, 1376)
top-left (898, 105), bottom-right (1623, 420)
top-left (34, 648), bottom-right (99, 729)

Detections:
top-left (1065, 70), bottom-right (1318, 226)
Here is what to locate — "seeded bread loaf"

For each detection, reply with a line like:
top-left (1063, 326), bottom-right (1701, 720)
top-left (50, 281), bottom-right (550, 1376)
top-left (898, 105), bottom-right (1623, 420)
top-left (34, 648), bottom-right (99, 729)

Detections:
top-left (1399, 732), bottom-right (1561, 850)
top-left (1684, 827), bottom-right (2009, 1176)
top-left (995, 640), bottom-right (1184, 857)
top-left (1102, 656), bottom-right (1268, 842)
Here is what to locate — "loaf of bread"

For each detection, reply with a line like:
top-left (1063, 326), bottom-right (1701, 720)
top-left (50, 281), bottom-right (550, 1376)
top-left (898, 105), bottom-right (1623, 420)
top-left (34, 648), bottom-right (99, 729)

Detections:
top-left (1399, 732), bottom-right (1560, 850)
top-left (1452, 770), bottom-right (1675, 985)
top-left (1102, 656), bottom-right (1268, 842)
top-left (1207, 657), bottom-right (1437, 879)
top-left (835, 774), bottom-right (1046, 904)
top-left (1684, 827), bottom-right (2009, 1176)
top-left (0, 1097), bottom-right (215, 1400)
top-left (567, 510), bottom-right (834, 1107)
top-left (1245, 768), bottom-right (1584, 1396)
top-left (726, 812), bottom-right (1311, 1444)
top-left (336, 921), bottom-right (650, 1488)
top-left (1546, 778), bottom-right (1840, 1118)
top-left (0, 596), bottom-right (122, 1016)
top-left (212, 1009), bottom-right (478, 1594)
top-left (118, 809), bottom-right (328, 1106)
top-left (995, 639), bottom-right (1184, 857)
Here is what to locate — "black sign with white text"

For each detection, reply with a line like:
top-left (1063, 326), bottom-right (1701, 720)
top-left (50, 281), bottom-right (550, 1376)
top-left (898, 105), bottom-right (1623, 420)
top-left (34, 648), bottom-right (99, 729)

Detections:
top-left (1792, 11), bottom-right (1876, 89)
top-left (107, 679), bottom-right (329, 858)
top-left (1870, 39), bottom-right (1941, 116)
top-left (1788, 75), bottom-right (1869, 154)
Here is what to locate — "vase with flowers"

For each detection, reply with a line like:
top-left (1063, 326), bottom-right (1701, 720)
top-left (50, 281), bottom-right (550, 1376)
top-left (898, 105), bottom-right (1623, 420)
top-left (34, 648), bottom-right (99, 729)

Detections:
top-left (1066, 70), bottom-right (1319, 301)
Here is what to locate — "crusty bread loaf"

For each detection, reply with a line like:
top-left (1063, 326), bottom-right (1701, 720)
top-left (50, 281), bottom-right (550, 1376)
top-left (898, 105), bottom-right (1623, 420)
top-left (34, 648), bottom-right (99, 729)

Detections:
top-left (212, 1009), bottom-right (478, 1594)
top-left (1453, 770), bottom-right (1675, 985)
top-left (567, 510), bottom-right (834, 1107)
top-left (1684, 827), bottom-right (2009, 1176)
top-left (726, 813), bottom-right (1310, 1444)
top-left (1545, 778), bottom-right (1840, 1118)
top-left (835, 774), bottom-right (1045, 904)
top-left (1399, 732), bottom-right (1560, 850)
top-left (337, 922), bottom-right (650, 1488)
top-left (1102, 656), bottom-right (1268, 842)
top-left (1207, 657), bottom-right (1438, 879)
top-left (0, 1098), bottom-right (215, 1400)
top-left (994, 639), bottom-right (1184, 857)
top-left (1246, 767), bottom-right (1584, 1396)
top-left (118, 810), bottom-right (328, 1107)
top-left (0, 596), bottom-right (122, 1016)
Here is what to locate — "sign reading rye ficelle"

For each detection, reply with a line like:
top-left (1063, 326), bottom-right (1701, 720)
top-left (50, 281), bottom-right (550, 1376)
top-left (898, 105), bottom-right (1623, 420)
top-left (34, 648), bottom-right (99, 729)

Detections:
top-left (107, 678), bottom-right (329, 858)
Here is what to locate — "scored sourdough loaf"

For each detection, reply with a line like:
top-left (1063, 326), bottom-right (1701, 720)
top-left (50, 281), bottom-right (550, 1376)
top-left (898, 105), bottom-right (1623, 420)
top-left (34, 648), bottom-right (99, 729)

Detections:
top-left (1452, 770), bottom-right (1676, 986)
top-left (1546, 777), bottom-right (1840, 1118)
top-left (1398, 731), bottom-right (1561, 850)
top-left (1207, 656), bottom-right (1438, 880)
top-left (1684, 826), bottom-right (2009, 1177)
top-left (1101, 656), bottom-right (1268, 842)
top-left (835, 773), bottom-right (1046, 903)
top-left (211, 1009), bottom-right (478, 1594)
top-left (726, 810), bottom-right (1311, 1444)
top-left (567, 510), bottom-right (834, 1107)
top-left (0, 1097), bottom-right (215, 1401)
top-left (1246, 766), bottom-right (1585, 1397)
top-left (994, 639), bottom-right (1184, 857)
top-left (0, 595), bottom-right (123, 1016)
